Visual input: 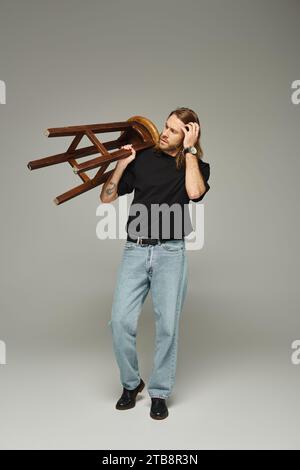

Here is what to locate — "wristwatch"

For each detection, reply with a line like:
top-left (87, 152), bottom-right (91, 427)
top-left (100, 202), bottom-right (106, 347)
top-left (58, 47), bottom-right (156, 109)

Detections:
top-left (183, 146), bottom-right (197, 155)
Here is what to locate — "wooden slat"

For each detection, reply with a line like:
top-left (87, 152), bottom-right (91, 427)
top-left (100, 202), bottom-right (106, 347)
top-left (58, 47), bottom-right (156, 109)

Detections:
top-left (53, 169), bottom-right (114, 205)
top-left (45, 121), bottom-right (137, 138)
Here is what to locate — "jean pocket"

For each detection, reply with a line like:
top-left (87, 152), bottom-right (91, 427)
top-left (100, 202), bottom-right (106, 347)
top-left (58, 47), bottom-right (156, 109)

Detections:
top-left (160, 240), bottom-right (185, 252)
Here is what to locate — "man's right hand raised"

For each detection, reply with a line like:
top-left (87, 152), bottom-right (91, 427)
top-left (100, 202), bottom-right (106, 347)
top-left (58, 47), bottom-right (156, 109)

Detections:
top-left (100, 144), bottom-right (136, 203)
top-left (118, 144), bottom-right (136, 168)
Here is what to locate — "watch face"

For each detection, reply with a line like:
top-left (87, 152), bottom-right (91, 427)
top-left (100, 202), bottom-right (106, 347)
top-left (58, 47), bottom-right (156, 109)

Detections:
top-left (183, 146), bottom-right (197, 155)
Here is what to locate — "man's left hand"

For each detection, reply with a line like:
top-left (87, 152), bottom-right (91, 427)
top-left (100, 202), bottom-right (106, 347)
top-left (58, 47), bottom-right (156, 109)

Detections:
top-left (181, 122), bottom-right (200, 148)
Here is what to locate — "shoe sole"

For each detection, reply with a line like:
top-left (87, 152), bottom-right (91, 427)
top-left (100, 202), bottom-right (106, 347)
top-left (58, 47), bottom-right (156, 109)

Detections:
top-left (115, 381), bottom-right (145, 410)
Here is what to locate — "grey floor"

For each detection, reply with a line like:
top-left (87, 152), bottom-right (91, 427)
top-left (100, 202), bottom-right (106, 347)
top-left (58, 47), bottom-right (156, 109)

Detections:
top-left (1, 286), bottom-right (299, 450)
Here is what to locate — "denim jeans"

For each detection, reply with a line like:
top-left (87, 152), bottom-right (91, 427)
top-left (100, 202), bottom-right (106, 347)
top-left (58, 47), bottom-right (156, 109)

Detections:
top-left (108, 238), bottom-right (188, 399)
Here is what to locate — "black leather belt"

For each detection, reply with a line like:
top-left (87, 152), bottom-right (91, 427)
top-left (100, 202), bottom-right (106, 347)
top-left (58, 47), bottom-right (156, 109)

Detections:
top-left (127, 235), bottom-right (175, 246)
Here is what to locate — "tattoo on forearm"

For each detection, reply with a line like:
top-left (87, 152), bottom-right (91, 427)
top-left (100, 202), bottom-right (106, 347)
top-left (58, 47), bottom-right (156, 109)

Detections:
top-left (105, 181), bottom-right (117, 195)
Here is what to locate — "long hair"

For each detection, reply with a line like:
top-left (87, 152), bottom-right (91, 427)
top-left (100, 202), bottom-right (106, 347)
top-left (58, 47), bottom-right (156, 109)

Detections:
top-left (153, 107), bottom-right (204, 170)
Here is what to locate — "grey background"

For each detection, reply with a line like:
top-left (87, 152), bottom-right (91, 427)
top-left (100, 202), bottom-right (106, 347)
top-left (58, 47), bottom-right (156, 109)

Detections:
top-left (0, 0), bottom-right (299, 450)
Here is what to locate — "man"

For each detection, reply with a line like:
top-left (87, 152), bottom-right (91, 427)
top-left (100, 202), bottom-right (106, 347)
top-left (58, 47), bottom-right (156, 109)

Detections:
top-left (100, 107), bottom-right (210, 420)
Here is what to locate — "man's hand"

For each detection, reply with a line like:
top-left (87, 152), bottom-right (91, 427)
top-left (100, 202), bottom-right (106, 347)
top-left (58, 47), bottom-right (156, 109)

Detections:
top-left (118, 144), bottom-right (136, 168)
top-left (181, 122), bottom-right (200, 148)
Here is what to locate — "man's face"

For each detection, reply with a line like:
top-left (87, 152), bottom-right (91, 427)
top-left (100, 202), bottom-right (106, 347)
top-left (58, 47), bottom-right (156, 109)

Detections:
top-left (158, 114), bottom-right (185, 153)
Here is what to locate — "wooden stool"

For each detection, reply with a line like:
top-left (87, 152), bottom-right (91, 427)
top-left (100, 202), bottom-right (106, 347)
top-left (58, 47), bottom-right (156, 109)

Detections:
top-left (27, 115), bottom-right (159, 205)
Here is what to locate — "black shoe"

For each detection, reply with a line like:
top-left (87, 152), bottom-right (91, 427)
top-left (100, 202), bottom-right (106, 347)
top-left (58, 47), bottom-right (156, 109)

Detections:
top-left (115, 379), bottom-right (145, 410)
top-left (150, 398), bottom-right (169, 420)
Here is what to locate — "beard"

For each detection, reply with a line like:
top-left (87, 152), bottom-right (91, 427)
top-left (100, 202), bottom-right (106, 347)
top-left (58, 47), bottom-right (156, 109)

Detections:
top-left (159, 136), bottom-right (182, 153)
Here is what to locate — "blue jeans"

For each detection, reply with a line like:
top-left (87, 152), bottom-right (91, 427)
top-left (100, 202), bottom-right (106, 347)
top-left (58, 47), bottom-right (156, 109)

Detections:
top-left (108, 239), bottom-right (188, 399)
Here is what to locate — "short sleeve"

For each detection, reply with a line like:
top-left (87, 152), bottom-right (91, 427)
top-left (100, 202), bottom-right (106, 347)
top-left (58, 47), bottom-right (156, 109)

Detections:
top-left (117, 160), bottom-right (135, 196)
top-left (189, 160), bottom-right (210, 203)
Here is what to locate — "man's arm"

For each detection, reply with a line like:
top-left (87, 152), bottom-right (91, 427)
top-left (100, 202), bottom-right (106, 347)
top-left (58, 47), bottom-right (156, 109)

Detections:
top-left (100, 162), bottom-right (127, 203)
top-left (185, 153), bottom-right (207, 199)
top-left (100, 143), bottom-right (136, 203)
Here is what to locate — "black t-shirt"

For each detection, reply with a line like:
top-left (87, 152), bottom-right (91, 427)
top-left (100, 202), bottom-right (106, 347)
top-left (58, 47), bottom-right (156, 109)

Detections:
top-left (117, 147), bottom-right (210, 240)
